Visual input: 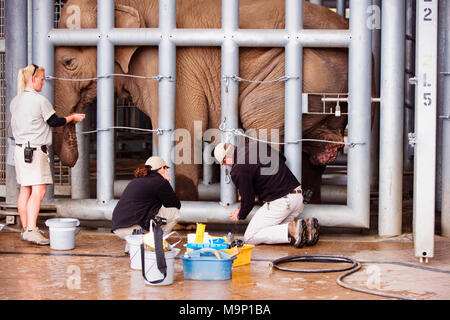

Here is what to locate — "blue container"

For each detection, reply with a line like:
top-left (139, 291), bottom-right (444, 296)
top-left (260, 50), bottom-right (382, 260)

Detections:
top-left (181, 249), bottom-right (236, 281)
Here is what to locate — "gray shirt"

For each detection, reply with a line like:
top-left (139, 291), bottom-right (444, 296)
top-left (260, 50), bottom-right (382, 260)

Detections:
top-left (10, 88), bottom-right (55, 146)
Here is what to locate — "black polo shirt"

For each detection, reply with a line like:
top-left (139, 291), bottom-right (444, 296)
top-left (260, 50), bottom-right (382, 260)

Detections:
top-left (111, 171), bottom-right (181, 231)
top-left (230, 143), bottom-right (300, 220)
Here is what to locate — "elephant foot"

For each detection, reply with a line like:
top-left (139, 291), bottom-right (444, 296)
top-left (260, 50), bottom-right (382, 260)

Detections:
top-left (309, 142), bottom-right (341, 166)
top-left (303, 131), bottom-right (344, 166)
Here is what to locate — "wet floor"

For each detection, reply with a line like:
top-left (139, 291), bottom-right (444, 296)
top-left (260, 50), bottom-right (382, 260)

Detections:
top-left (0, 227), bottom-right (449, 300)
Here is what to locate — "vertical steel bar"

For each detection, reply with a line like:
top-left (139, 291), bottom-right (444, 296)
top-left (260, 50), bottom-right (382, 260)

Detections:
top-left (158, 0), bottom-right (177, 188)
top-left (220, 0), bottom-right (239, 206)
top-left (370, 0), bottom-right (381, 192)
top-left (440, 0), bottom-right (450, 237)
top-left (404, 0), bottom-right (416, 173)
top-left (284, 0), bottom-right (303, 181)
top-left (202, 142), bottom-right (215, 185)
top-left (96, 0), bottom-right (115, 203)
top-left (413, 0), bottom-right (438, 261)
top-left (72, 113), bottom-right (90, 199)
top-left (337, 0), bottom-right (346, 17)
top-left (5, 0), bottom-right (28, 204)
top-left (347, 0), bottom-right (372, 227)
top-left (379, 0), bottom-right (405, 236)
top-left (32, 0), bottom-right (54, 203)
top-left (436, 0), bottom-right (446, 216)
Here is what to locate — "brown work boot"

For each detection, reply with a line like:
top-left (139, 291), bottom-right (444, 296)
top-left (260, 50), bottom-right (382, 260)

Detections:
top-left (22, 228), bottom-right (50, 245)
top-left (288, 219), bottom-right (307, 248)
top-left (305, 218), bottom-right (320, 246)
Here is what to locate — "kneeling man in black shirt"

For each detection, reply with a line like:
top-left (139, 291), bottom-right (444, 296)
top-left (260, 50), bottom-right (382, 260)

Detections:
top-left (214, 142), bottom-right (319, 248)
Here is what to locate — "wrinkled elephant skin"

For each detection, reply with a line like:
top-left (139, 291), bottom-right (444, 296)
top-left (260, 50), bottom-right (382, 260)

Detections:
top-left (54, 0), bottom-right (351, 201)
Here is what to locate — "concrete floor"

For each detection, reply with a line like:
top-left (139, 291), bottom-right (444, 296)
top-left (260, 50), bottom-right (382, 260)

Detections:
top-left (0, 220), bottom-right (449, 301)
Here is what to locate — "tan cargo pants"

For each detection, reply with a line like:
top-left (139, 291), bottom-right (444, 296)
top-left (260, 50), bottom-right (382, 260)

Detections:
top-left (113, 206), bottom-right (181, 239)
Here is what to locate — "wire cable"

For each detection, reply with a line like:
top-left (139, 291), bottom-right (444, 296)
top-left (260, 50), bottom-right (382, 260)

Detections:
top-left (219, 120), bottom-right (365, 148)
top-left (270, 254), bottom-right (414, 300)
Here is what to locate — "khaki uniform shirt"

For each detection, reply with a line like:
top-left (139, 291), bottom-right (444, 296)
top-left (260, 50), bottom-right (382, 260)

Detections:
top-left (10, 88), bottom-right (55, 146)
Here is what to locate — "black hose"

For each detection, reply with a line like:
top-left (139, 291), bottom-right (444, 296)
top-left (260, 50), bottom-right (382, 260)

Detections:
top-left (271, 254), bottom-right (358, 273)
top-left (271, 254), bottom-right (414, 300)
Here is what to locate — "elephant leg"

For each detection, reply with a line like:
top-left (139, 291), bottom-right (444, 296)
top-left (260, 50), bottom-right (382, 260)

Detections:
top-left (301, 152), bottom-right (326, 204)
top-left (173, 59), bottom-right (212, 200)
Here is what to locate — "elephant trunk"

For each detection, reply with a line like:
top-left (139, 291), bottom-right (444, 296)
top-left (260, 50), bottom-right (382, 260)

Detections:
top-left (54, 122), bottom-right (79, 167)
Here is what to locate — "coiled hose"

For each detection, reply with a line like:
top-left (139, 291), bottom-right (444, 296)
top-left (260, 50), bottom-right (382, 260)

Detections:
top-left (270, 254), bottom-right (413, 300)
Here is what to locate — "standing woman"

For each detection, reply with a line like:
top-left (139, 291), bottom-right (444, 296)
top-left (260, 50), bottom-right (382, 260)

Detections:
top-left (10, 64), bottom-right (85, 245)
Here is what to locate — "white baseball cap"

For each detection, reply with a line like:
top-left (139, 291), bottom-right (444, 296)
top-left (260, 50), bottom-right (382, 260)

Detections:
top-left (144, 156), bottom-right (170, 171)
top-left (214, 142), bottom-right (233, 165)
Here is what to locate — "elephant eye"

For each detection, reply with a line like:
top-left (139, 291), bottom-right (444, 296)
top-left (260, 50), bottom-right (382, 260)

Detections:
top-left (62, 57), bottom-right (77, 70)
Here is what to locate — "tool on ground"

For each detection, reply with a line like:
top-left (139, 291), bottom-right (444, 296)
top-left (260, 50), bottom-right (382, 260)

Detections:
top-left (194, 223), bottom-right (206, 243)
top-left (230, 239), bottom-right (244, 248)
top-left (141, 217), bottom-right (167, 285)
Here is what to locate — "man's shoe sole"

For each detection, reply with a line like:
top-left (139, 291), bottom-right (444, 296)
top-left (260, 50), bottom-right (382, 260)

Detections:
top-left (306, 218), bottom-right (320, 246)
top-left (294, 219), bottom-right (307, 248)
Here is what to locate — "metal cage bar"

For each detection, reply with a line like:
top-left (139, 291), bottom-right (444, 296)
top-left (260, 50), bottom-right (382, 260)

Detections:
top-left (378, 0), bottom-right (405, 236)
top-left (413, 0), bottom-right (438, 262)
top-left (36, 0), bottom-right (373, 230)
top-left (441, 0), bottom-right (450, 238)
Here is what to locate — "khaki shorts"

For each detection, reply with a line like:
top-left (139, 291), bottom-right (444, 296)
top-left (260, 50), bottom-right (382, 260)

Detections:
top-left (14, 145), bottom-right (53, 186)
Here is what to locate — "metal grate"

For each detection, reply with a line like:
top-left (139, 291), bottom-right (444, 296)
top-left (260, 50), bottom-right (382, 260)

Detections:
top-left (0, 53), bottom-right (5, 185)
top-left (52, 0), bottom-right (71, 189)
top-left (54, 0), bottom-right (68, 28)
top-left (0, 0), bottom-right (4, 38)
top-left (0, 0), bottom-right (5, 185)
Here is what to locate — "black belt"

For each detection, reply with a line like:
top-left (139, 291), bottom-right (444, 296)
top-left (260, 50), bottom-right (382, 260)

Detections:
top-left (16, 144), bottom-right (48, 153)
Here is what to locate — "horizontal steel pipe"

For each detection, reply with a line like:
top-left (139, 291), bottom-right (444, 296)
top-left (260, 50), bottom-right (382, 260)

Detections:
top-left (54, 199), bottom-right (117, 221)
top-left (171, 29), bottom-right (224, 46)
top-left (299, 29), bottom-right (351, 47)
top-left (54, 199), bottom-right (366, 228)
top-left (54, 199), bottom-right (252, 224)
top-left (114, 180), bottom-right (347, 204)
top-left (233, 29), bottom-right (288, 47)
top-left (321, 185), bottom-right (347, 203)
top-left (48, 29), bottom-right (100, 46)
top-left (107, 28), bottom-right (161, 45)
top-left (48, 28), bottom-right (350, 48)
top-left (301, 204), bottom-right (368, 228)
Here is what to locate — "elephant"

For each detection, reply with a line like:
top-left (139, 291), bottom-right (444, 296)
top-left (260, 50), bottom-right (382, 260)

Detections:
top-left (53, 0), bottom-right (351, 202)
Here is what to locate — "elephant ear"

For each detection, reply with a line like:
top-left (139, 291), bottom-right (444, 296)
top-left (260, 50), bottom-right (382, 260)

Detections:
top-left (115, 4), bottom-right (144, 73)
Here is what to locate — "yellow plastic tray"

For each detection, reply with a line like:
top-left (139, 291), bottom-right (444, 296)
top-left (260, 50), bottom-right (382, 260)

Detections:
top-left (222, 244), bottom-right (255, 267)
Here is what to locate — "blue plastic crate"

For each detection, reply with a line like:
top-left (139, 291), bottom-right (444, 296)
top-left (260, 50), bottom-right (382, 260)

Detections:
top-left (181, 249), bottom-right (236, 281)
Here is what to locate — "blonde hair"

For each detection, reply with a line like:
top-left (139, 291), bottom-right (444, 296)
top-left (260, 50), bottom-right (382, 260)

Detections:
top-left (17, 64), bottom-right (45, 95)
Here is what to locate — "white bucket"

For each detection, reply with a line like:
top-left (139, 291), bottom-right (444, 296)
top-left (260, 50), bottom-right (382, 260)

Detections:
top-left (45, 218), bottom-right (80, 250)
top-left (142, 247), bottom-right (180, 286)
top-left (125, 234), bottom-right (144, 270)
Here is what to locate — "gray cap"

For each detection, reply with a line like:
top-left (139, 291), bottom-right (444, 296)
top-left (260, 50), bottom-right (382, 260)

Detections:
top-left (144, 156), bottom-right (169, 170)
top-left (214, 142), bottom-right (233, 165)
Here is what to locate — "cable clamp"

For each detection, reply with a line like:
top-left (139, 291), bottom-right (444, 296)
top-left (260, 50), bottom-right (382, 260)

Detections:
top-left (408, 77), bottom-right (418, 86)
top-left (408, 132), bottom-right (416, 147)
